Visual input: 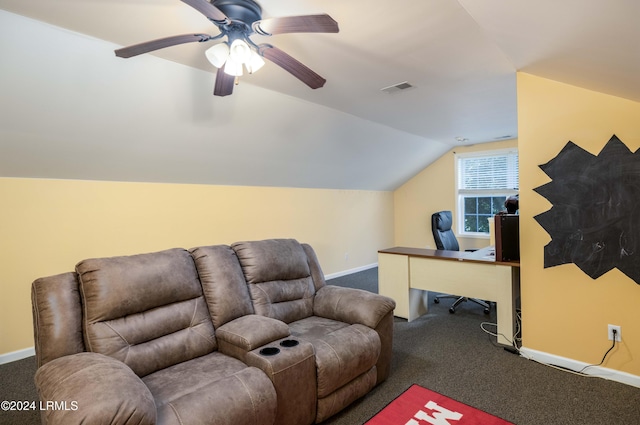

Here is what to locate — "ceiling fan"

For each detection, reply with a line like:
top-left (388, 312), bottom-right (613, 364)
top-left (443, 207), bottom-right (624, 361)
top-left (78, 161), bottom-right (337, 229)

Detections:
top-left (115, 0), bottom-right (339, 96)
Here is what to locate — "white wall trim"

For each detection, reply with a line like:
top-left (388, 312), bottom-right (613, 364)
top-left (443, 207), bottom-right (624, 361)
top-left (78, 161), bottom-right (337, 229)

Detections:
top-left (0, 347), bottom-right (35, 365)
top-left (325, 263), bottom-right (378, 280)
top-left (519, 346), bottom-right (640, 388)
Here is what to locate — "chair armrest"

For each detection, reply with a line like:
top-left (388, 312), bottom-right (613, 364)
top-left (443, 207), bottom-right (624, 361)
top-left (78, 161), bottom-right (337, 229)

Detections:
top-left (216, 315), bottom-right (290, 361)
top-left (35, 352), bottom-right (156, 425)
top-left (313, 285), bottom-right (396, 328)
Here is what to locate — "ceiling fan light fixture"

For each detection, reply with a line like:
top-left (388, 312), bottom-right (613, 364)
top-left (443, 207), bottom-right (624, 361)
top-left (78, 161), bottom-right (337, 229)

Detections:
top-left (224, 57), bottom-right (244, 77)
top-left (229, 39), bottom-right (252, 63)
top-left (246, 50), bottom-right (265, 74)
top-left (205, 43), bottom-right (230, 68)
top-left (114, 0), bottom-right (339, 96)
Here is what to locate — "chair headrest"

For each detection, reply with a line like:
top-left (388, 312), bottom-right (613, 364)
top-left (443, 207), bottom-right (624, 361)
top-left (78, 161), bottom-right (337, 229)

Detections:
top-left (432, 211), bottom-right (453, 232)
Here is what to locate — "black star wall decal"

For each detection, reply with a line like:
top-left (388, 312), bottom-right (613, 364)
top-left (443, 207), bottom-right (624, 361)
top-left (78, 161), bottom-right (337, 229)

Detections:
top-left (534, 135), bottom-right (640, 284)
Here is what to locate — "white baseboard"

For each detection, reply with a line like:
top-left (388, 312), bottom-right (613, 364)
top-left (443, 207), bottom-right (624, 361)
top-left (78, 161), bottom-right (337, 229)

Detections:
top-left (519, 346), bottom-right (640, 388)
top-left (0, 347), bottom-right (35, 365)
top-left (325, 263), bottom-right (378, 280)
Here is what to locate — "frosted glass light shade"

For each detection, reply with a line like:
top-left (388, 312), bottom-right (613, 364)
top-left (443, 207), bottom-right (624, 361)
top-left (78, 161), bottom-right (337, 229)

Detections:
top-left (246, 51), bottom-right (265, 74)
top-left (223, 57), bottom-right (243, 77)
top-left (205, 43), bottom-right (230, 68)
top-left (229, 39), bottom-right (252, 63)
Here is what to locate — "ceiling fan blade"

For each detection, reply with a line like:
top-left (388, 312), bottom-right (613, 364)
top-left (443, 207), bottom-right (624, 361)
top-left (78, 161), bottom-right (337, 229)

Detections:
top-left (254, 14), bottom-right (339, 35)
top-left (259, 45), bottom-right (326, 89)
top-left (115, 34), bottom-right (211, 58)
top-left (214, 66), bottom-right (235, 96)
top-left (181, 0), bottom-right (228, 22)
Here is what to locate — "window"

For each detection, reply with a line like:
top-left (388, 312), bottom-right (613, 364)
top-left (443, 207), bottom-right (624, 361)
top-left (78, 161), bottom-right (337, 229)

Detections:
top-left (456, 149), bottom-right (519, 236)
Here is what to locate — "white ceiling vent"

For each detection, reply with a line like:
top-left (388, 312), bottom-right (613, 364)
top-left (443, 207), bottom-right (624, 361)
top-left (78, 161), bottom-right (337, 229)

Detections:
top-left (380, 81), bottom-right (414, 94)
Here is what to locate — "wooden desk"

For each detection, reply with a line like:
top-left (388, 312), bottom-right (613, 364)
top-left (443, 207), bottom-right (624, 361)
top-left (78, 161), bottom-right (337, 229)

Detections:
top-left (378, 246), bottom-right (520, 346)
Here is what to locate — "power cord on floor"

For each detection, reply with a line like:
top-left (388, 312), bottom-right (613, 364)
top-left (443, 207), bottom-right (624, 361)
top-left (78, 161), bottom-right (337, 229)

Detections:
top-left (480, 313), bottom-right (621, 381)
top-left (502, 327), bottom-right (619, 379)
top-left (481, 323), bottom-right (520, 354)
top-left (480, 308), bottom-right (522, 353)
top-left (577, 329), bottom-right (618, 373)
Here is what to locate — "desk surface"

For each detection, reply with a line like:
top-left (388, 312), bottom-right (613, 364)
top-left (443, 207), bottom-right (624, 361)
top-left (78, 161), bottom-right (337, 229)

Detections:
top-left (378, 246), bottom-right (520, 267)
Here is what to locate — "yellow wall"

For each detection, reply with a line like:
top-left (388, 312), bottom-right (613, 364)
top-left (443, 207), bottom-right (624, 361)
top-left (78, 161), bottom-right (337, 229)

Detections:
top-left (0, 178), bottom-right (393, 354)
top-left (518, 73), bottom-right (640, 375)
top-left (394, 139), bottom-right (518, 250)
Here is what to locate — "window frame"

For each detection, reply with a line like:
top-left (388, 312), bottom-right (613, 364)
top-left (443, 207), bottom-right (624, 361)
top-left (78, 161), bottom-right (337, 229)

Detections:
top-left (455, 148), bottom-right (519, 238)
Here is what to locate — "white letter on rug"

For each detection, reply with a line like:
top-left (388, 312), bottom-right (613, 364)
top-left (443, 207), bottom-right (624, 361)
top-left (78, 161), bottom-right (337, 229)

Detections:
top-left (405, 400), bottom-right (463, 425)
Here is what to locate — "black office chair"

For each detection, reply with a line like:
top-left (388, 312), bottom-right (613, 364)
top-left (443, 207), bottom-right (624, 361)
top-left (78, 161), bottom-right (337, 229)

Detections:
top-left (431, 211), bottom-right (491, 314)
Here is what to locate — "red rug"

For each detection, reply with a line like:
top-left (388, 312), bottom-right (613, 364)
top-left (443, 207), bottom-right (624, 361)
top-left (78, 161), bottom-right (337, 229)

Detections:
top-left (366, 384), bottom-right (515, 425)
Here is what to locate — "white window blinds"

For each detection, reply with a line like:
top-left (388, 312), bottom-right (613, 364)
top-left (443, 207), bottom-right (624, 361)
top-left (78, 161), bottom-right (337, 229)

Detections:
top-left (457, 150), bottom-right (519, 192)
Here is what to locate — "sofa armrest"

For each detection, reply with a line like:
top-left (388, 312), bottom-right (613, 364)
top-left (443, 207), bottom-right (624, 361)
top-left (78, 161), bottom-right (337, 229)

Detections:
top-left (313, 285), bottom-right (396, 328)
top-left (35, 352), bottom-right (156, 425)
top-left (217, 315), bottom-right (290, 361)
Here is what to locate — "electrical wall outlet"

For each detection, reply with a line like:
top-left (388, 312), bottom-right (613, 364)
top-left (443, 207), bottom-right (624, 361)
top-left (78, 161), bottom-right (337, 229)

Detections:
top-left (608, 324), bottom-right (621, 342)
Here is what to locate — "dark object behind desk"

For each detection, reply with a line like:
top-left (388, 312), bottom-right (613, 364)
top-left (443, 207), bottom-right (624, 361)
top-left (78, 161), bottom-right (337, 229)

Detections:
top-left (495, 214), bottom-right (519, 261)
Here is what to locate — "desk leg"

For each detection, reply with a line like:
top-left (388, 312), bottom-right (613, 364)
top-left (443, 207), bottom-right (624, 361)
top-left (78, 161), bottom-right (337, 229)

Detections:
top-left (408, 289), bottom-right (429, 322)
top-left (495, 266), bottom-right (519, 347)
top-left (512, 268), bottom-right (521, 347)
top-left (378, 253), bottom-right (410, 319)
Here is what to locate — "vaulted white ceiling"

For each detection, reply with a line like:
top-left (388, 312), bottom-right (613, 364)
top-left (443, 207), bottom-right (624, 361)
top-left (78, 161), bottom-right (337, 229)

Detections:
top-left (1, 0), bottom-right (638, 190)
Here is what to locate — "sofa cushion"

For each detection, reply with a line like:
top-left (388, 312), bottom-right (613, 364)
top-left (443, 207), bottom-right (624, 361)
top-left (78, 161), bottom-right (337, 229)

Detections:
top-left (143, 352), bottom-right (276, 425)
top-left (288, 315), bottom-right (349, 339)
top-left (190, 245), bottom-right (255, 328)
top-left (76, 248), bottom-right (216, 377)
top-left (289, 316), bottom-right (381, 398)
top-left (232, 239), bottom-right (311, 283)
top-left (232, 239), bottom-right (315, 323)
top-left (301, 243), bottom-right (328, 292)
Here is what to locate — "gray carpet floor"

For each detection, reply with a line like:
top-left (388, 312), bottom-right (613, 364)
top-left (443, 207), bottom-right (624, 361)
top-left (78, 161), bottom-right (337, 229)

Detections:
top-left (2, 267), bottom-right (640, 424)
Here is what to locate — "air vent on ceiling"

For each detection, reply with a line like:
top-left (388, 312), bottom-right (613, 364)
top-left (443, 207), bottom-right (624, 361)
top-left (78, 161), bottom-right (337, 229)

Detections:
top-left (380, 81), bottom-right (414, 94)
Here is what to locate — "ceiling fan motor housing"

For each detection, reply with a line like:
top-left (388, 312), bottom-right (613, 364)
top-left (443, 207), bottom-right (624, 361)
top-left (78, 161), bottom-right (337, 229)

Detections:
top-left (213, 0), bottom-right (262, 25)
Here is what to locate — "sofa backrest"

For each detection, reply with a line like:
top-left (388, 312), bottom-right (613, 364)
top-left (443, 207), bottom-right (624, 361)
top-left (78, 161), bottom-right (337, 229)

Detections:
top-left (31, 240), bottom-right (327, 369)
top-left (190, 245), bottom-right (255, 328)
top-left (75, 248), bottom-right (216, 377)
top-left (231, 239), bottom-right (325, 324)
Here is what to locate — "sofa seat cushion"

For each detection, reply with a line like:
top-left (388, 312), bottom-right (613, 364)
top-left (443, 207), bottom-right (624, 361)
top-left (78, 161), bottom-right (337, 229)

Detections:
top-left (289, 316), bottom-right (381, 398)
top-left (142, 352), bottom-right (277, 425)
top-left (288, 316), bottom-right (349, 339)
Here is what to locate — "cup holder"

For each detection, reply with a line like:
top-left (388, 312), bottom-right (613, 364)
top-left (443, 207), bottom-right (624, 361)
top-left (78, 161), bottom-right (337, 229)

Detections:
top-left (259, 347), bottom-right (280, 356)
top-left (279, 339), bottom-right (299, 348)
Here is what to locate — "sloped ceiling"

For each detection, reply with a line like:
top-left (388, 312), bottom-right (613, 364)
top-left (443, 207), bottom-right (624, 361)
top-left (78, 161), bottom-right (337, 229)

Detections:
top-left (0, 0), bottom-right (638, 190)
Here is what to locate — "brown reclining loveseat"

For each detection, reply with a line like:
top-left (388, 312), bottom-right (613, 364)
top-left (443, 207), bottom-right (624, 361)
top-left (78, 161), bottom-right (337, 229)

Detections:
top-left (32, 239), bottom-right (395, 425)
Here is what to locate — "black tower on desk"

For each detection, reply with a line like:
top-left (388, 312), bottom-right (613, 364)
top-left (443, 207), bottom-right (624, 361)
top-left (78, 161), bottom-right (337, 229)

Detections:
top-left (495, 214), bottom-right (519, 262)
